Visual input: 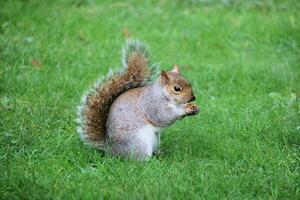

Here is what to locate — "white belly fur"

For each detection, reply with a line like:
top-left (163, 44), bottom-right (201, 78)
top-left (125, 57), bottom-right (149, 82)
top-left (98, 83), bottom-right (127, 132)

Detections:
top-left (137, 125), bottom-right (161, 156)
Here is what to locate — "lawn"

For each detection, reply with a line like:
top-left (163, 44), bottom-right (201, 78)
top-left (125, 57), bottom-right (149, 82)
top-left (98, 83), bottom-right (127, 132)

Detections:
top-left (1, 0), bottom-right (299, 199)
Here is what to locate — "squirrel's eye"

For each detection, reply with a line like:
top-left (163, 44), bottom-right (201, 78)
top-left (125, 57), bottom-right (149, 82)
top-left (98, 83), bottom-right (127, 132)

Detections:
top-left (174, 86), bottom-right (181, 92)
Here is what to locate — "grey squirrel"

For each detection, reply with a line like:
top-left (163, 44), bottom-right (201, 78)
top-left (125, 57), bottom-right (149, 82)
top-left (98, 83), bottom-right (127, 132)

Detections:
top-left (77, 39), bottom-right (199, 160)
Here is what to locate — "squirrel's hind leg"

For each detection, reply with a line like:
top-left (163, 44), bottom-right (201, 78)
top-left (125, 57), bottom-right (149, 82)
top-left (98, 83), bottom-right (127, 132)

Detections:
top-left (109, 125), bottom-right (159, 161)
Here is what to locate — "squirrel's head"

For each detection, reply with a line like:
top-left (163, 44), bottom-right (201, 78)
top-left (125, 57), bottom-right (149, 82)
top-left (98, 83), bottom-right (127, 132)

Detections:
top-left (158, 65), bottom-right (196, 105)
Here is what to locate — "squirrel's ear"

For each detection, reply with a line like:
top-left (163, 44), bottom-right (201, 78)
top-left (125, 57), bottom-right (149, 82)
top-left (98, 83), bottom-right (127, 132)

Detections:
top-left (171, 64), bottom-right (180, 74)
top-left (160, 70), bottom-right (169, 85)
top-left (171, 64), bottom-right (180, 75)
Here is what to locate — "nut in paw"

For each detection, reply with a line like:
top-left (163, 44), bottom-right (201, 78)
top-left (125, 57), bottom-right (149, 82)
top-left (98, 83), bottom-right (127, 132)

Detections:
top-left (185, 103), bottom-right (200, 116)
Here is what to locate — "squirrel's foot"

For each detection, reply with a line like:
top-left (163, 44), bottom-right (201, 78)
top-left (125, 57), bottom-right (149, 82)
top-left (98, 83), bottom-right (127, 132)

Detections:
top-left (153, 148), bottom-right (168, 158)
top-left (185, 103), bottom-right (200, 116)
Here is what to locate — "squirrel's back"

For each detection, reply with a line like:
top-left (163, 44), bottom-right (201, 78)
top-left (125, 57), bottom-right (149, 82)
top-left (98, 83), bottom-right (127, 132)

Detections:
top-left (77, 40), bottom-right (158, 149)
top-left (106, 86), bottom-right (148, 140)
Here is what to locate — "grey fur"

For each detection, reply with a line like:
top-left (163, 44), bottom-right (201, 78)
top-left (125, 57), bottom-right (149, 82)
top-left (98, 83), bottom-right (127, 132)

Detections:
top-left (106, 80), bottom-right (185, 160)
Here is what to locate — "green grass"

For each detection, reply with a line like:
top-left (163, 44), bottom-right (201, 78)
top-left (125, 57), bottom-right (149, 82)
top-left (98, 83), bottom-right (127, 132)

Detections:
top-left (1, 0), bottom-right (300, 199)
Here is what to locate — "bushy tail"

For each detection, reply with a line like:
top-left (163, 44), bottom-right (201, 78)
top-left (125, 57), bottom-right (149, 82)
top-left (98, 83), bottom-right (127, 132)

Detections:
top-left (77, 39), bottom-right (158, 149)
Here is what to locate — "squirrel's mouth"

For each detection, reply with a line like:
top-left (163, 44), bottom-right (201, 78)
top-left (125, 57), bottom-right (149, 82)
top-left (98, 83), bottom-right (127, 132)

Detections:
top-left (187, 95), bottom-right (196, 103)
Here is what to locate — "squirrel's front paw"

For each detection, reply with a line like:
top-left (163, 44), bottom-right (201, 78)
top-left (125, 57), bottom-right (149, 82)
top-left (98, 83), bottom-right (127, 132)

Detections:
top-left (185, 103), bottom-right (200, 116)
